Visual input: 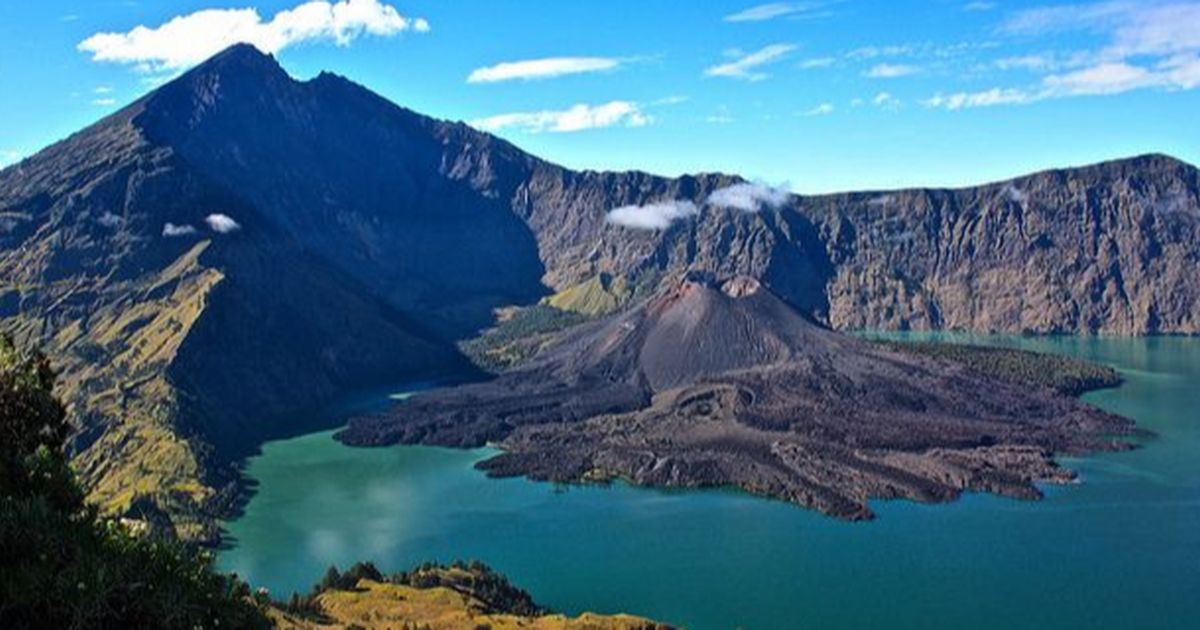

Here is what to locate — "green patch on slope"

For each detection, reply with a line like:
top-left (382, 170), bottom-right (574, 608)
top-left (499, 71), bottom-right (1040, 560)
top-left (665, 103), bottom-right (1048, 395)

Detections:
top-left (877, 340), bottom-right (1122, 396)
top-left (542, 273), bottom-right (633, 317)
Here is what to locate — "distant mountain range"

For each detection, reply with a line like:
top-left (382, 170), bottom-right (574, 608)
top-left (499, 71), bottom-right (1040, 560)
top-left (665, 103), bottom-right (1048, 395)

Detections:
top-left (1, 44), bottom-right (1197, 539)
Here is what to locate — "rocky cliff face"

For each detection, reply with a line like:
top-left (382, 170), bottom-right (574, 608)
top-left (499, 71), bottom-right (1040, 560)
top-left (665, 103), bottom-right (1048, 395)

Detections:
top-left (1, 44), bottom-right (1197, 537)
top-left (802, 154), bottom-right (1200, 334)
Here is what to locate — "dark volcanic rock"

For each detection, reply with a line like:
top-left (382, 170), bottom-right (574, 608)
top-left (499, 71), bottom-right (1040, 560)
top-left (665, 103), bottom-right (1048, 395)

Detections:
top-left (339, 276), bottom-right (1138, 520)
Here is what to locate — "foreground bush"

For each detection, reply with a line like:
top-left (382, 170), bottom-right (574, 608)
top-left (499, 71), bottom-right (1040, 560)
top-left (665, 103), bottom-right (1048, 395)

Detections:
top-left (0, 336), bottom-right (270, 629)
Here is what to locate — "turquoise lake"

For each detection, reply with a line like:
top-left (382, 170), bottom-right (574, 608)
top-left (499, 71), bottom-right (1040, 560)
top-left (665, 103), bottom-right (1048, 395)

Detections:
top-left (218, 335), bottom-right (1200, 629)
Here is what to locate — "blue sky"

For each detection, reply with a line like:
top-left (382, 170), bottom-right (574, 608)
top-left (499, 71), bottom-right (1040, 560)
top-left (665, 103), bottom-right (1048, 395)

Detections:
top-left (1, 0), bottom-right (1198, 193)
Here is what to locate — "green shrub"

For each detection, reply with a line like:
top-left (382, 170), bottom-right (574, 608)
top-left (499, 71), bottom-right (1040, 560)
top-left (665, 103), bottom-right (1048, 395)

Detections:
top-left (0, 335), bottom-right (270, 630)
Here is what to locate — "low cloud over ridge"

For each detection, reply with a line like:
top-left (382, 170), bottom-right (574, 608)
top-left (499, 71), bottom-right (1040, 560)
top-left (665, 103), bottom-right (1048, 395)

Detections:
top-left (205, 213), bottom-right (241, 233)
top-left (708, 183), bottom-right (791, 212)
top-left (607, 200), bottom-right (699, 230)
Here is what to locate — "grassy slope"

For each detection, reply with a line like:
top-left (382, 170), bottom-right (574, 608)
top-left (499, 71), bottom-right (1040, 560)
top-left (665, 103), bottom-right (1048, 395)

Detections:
top-left (4, 239), bottom-right (225, 539)
top-left (270, 579), bottom-right (669, 630)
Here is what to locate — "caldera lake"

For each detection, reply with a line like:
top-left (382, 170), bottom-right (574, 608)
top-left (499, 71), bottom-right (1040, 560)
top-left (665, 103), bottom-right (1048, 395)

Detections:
top-left (218, 334), bottom-right (1200, 630)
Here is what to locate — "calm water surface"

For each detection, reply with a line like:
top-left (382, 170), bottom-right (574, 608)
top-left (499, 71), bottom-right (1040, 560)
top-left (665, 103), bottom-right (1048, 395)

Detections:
top-left (219, 335), bottom-right (1200, 629)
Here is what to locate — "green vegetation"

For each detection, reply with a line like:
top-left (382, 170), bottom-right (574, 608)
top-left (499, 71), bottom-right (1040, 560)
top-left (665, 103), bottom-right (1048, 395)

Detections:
top-left (543, 273), bottom-right (634, 317)
top-left (460, 305), bottom-right (589, 371)
top-left (272, 561), bottom-right (669, 630)
top-left (0, 335), bottom-right (270, 629)
top-left (877, 340), bottom-right (1122, 396)
top-left (284, 560), bottom-right (542, 620)
top-left (464, 271), bottom-right (663, 373)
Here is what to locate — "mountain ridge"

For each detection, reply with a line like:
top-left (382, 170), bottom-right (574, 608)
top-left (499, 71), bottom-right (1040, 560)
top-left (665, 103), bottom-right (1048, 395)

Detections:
top-left (1, 44), bottom-right (1197, 539)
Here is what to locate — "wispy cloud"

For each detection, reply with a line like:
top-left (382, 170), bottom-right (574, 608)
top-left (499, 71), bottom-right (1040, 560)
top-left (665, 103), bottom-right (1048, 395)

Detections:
top-left (865, 63), bottom-right (921, 78)
top-left (607, 200), bottom-right (699, 230)
top-left (467, 56), bottom-right (624, 83)
top-left (873, 92), bottom-right (902, 109)
top-left (924, 87), bottom-right (1036, 110)
top-left (92, 98), bottom-right (117, 106)
top-left (994, 54), bottom-right (1059, 71)
top-left (707, 183), bottom-right (790, 211)
top-left (963, 1), bottom-right (997, 11)
top-left (930, 2), bottom-right (1200, 109)
top-left (470, 100), bottom-right (651, 133)
top-left (93, 85), bottom-right (114, 94)
top-left (78, 0), bottom-right (428, 73)
top-left (999, 1), bottom-right (1133, 36)
top-left (1001, 1), bottom-right (1200, 58)
top-left (705, 105), bottom-right (735, 124)
top-left (799, 56), bottom-right (836, 69)
top-left (799, 102), bottom-right (835, 116)
top-left (927, 57), bottom-right (1200, 109)
top-left (723, 2), bottom-right (834, 22)
top-left (705, 44), bottom-right (796, 81)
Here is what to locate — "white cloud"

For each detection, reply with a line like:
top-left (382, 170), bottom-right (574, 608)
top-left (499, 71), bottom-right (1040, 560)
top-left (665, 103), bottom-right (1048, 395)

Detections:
top-left (92, 98), bottom-right (117, 106)
top-left (926, 55), bottom-right (1200, 110)
top-left (607, 200), bottom-right (699, 230)
top-left (964, 1), bottom-right (997, 10)
top-left (1000, 1), bottom-right (1133, 36)
top-left (470, 101), bottom-right (651, 133)
top-left (78, 0), bottom-right (428, 72)
top-left (798, 56), bottom-right (836, 69)
top-left (873, 91), bottom-right (901, 109)
top-left (723, 2), bottom-right (834, 22)
top-left (924, 87), bottom-right (1035, 109)
top-left (1161, 53), bottom-right (1200, 89)
top-left (652, 95), bottom-right (690, 106)
top-left (799, 102), bottom-right (835, 116)
top-left (1042, 61), bottom-right (1159, 95)
top-left (928, 2), bottom-right (1200, 112)
top-left (163, 222), bottom-right (197, 237)
top-left (865, 63), bottom-right (921, 78)
top-left (1111, 3), bottom-right (1200, 57)
top-left (1001, 2), bottom-right (1200, 60)
top-left (707, 183), bottom-right (791, 212)
top-left (467, 57), bottom-right (623, 83)
top-left (205, 213), bottom-right (242, 233)
top-left (93, 85), bottom-right (114, 94)
top-left (705, 44), bottom-right (796, 81)
top-left (994, 54), bottom-right (1057, 71)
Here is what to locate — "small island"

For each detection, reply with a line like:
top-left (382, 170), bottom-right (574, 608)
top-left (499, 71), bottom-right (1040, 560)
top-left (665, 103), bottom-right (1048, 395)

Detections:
top-left (339, 275), bottom-right (1141, 521)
